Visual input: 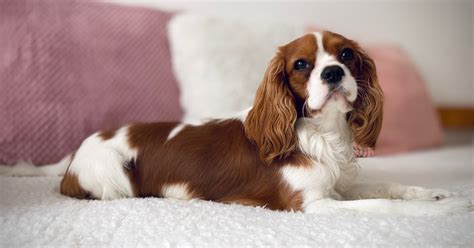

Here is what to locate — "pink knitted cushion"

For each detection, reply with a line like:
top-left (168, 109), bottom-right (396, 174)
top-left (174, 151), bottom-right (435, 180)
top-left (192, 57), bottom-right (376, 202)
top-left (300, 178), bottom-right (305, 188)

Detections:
top-left (366, 45), bottom-right (443, 155)
top-left (0, 0), bottom-right (182, 164)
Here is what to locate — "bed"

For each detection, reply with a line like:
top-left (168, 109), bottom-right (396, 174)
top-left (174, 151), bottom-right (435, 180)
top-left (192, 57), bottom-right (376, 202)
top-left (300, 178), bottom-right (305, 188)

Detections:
top-left (1, 140), bottom-right (472, 247)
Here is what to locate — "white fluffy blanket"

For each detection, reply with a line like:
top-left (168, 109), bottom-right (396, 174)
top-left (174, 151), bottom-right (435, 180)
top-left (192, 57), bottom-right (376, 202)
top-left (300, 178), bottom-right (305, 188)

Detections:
top-left (1, 146), bottom-right (473, 247)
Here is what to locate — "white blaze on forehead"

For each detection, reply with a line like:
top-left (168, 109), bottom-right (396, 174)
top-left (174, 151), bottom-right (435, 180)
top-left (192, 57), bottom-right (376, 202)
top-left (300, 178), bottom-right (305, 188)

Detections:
top-left (307, 32), bottom-right (358, 111)
top-left (314, 32), bottom-right (326, 63)
top-left (307, 32), bottom-right (331, 110)
top-left (314, 32), bottom-right (339, 68)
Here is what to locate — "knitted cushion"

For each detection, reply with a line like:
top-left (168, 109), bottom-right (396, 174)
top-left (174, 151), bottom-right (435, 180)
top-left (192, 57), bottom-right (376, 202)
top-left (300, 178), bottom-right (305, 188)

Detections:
top-left (0, 0), bottom-right (182, 164)
top-left (366, 45), bottom-right (443, 155)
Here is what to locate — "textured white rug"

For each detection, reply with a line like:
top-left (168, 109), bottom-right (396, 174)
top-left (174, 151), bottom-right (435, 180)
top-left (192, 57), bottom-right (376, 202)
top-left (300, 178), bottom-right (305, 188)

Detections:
top-left (1, 146), bottom-right (473, 247)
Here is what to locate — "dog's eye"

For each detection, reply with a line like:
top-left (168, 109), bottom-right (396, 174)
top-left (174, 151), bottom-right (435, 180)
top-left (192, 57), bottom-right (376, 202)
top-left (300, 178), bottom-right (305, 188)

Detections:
top-left (340, 48), bottom-right (354, 61)
top-left (294, 59), bottom-right (310, 71)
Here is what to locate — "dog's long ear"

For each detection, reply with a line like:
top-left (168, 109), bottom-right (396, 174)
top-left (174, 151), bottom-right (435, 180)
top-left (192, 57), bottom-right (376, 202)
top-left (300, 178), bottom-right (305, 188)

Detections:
top-left (244, 50), bottom-right (297, 164)
top-left (347, 45), bottom-right (384, 148)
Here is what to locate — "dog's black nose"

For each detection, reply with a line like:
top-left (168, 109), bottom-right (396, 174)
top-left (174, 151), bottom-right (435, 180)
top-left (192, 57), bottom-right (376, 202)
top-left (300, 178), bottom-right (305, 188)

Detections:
top-left (321, 65), bottom-right (345, 84)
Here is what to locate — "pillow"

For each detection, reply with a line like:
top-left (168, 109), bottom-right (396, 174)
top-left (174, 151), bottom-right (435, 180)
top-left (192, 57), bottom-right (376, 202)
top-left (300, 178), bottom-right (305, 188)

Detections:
top-left (168, 14), bottom-right (442, 155)
top-left (0, 0), bottom-right (182, 165)
top-left (365, 45), bottom-right (443, 155)
top-left (168, 14), bottom-right (305, 123)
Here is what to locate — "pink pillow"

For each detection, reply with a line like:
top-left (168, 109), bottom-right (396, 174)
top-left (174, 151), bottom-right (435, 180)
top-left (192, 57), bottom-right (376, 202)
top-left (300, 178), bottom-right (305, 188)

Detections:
top-left (366, 45), bottom-right (443, 155)
top-left (0, 0), bottom-right (182, 164)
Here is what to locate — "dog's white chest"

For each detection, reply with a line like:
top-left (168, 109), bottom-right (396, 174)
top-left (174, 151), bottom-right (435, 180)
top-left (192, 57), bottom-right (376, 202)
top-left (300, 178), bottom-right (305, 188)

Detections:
top-left (281, 118), bottom-right (357, 204)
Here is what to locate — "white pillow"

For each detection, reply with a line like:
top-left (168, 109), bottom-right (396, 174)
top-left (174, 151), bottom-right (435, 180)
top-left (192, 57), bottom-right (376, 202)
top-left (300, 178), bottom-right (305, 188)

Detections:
top-left (168, 14), bottom-right (305, 123)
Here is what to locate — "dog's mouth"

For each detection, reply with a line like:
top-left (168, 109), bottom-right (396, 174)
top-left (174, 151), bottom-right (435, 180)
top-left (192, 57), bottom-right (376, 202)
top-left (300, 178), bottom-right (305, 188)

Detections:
top-left (307, 88), bottom-right (353, 116)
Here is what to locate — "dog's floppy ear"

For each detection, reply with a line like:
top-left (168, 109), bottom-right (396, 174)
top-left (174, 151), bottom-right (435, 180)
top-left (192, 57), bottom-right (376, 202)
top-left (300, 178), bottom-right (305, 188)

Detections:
top-left (244, 50), bottom-right (297, 164)
top-left (347, 45), bottom-right (384, 148)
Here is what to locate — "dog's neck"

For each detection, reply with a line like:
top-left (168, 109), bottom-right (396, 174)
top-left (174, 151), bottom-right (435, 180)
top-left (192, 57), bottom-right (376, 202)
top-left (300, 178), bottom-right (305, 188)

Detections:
top-left (295, 109), bottom-right (355, 165)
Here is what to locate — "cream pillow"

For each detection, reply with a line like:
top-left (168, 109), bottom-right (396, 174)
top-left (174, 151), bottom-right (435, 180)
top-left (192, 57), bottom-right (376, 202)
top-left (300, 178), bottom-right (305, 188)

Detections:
top-left (168, 14), bottom-right (305, 123)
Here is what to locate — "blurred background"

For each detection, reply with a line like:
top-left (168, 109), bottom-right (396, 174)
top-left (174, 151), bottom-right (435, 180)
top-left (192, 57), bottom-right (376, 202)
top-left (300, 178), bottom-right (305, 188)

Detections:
top-left (118, 0), bottom-right (473, 107)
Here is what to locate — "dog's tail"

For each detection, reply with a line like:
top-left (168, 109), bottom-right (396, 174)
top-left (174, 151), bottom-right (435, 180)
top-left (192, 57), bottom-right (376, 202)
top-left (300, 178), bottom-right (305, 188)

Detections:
top-left (0, 155), bottom-right (72, 177)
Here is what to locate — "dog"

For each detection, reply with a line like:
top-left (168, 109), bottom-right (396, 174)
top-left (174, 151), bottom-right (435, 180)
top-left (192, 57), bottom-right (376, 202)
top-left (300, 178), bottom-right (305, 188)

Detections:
top-left (3, 31), bottom-right (472, 215)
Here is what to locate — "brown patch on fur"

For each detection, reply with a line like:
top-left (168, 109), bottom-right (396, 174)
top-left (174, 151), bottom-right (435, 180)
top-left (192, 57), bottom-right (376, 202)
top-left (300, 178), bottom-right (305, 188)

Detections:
top-left (244, 34), bottom-right (318, 164)
top-left (348, 45), bottom-right (383, 148)
top-left (127, 122), bottom-right (178, 148)
top-left (98, 128), bottom-right (117, 141)
top-left (126, 122), bottom-right (179, 197)
top-left (126, 120), bottom-right (309, 211)
top-left (244, 54), bottom-right (297, 164)
top-left (282, 34), bottom-right (317, 104)
top-left (323, 31), bottom-right (383, 148)
top-left (60, 172), bottom-right (89, 199)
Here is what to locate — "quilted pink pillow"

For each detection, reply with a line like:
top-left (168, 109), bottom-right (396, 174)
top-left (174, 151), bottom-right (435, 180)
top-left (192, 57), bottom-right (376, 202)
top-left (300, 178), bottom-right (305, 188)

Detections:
top-left (0, 0), bottom-right (182, 164)
top-left (366, 45), bottom-right (443, 155)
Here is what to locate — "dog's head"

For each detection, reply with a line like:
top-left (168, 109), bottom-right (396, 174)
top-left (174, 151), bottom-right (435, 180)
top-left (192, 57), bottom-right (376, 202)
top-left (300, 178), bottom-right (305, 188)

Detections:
top-left (245, 31), bottom-right (383, 163)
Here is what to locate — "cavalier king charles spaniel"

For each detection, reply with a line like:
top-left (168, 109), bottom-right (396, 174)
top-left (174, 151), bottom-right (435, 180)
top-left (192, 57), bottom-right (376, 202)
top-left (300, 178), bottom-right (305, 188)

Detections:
top-left (7, 31), bottom-right (472, 215)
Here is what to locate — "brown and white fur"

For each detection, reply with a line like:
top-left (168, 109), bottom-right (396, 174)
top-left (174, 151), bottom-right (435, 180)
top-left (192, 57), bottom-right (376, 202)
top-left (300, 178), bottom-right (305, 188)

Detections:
top-left (3, 32), bottom-right (472, 215)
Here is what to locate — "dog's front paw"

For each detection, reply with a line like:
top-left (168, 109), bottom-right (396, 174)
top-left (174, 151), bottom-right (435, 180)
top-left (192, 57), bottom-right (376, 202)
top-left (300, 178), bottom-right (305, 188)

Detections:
top-left (353, 143), bottom-right (375, 157)
top-left (403, 187), bottom-right (453, 201)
